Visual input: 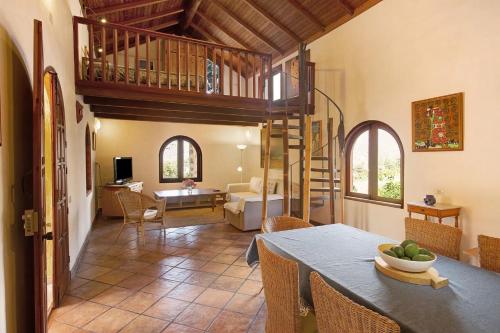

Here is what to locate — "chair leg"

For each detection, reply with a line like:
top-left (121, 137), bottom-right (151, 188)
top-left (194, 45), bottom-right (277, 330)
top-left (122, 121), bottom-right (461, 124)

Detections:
top-left (115, 222), bottom-right (126, 243)
top-left (140, 222), bottom-right (146, 246)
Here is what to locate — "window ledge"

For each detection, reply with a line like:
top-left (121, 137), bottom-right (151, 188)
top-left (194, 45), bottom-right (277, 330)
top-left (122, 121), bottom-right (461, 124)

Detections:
top-left (345, 196), bottom-right (403, 209)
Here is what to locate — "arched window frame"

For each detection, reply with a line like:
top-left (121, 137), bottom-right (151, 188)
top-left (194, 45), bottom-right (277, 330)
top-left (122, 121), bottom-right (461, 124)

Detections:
top-left (85, 124), bottom-right (92, 194)
top-left (345, 121), bottom-right (404, 208)
top-left (159, 135), bottom-right (202, 183)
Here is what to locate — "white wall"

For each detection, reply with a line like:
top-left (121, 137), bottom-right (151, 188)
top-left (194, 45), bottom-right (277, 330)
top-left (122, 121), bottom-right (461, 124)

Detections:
top-left (0, 0), bottom-right (96, 330)
top-left (305, 0), bottom-right (500, 251)
top-left (96, 119), bottom-right (262, 197)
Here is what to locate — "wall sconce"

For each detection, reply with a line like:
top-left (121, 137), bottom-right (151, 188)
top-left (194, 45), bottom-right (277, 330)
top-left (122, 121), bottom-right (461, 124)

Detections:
top-left (100, 17), bottom-right (107, 24)
top-left (94, 118), bottom-right (101, 132)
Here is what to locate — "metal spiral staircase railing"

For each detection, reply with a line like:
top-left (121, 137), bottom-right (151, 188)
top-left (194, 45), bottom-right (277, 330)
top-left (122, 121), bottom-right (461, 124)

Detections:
top-left (262, 43), bottom-right (346, 225)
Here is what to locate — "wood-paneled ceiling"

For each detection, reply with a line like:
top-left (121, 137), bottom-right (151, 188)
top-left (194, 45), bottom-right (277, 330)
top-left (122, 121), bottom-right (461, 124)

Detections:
top-left (81, 0), bottom-right (381, 61)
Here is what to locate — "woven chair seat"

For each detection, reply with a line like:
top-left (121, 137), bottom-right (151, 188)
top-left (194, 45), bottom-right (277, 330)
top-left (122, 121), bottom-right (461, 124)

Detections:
top-left (128, 209), bottom-right (159, 221)
top-left (262, 216), bottom-right (313, 233)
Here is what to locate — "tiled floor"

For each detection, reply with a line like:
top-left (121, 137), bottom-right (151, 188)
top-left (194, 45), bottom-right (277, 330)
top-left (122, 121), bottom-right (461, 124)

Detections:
top-left (48, 209), bottom-right (267, 333)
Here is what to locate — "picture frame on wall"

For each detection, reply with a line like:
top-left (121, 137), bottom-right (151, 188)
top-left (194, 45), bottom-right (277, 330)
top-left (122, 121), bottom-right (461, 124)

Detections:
top-left (412, 92), bottom-right (464, 152)
top-left (260, 128), bottom-right (283, 169)
top-left (312, 120), bottom-right (322, 157)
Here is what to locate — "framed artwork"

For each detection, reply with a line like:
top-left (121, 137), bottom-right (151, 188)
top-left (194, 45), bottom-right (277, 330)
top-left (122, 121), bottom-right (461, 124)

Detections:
top-left (312, 120), bottom-right (322, 157)
top-left (260, 128), bottom-right (283, 169)
top-left (412, 92), bottom-right (464, 152)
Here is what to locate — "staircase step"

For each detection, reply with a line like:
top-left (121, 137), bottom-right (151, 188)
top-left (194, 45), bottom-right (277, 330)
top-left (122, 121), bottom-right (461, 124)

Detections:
top-left (310, 195), bottom-right (330, 201)
top-left (311, 167), bottom-right (329, 173)
top-left (266, 124), bottom-right (300, 129)
top-left (271, 134), bottom-right (302, 140)
top-left (310, 177), bottom-right (341, 183)
top-left (289, 144), bottom-right (305, 149)
top-left (312, 156), bottom-right (328, 161)
top-left (288, 116), bottom-right (301, 120)
top-left (310, 187), bottom-right (341, 192)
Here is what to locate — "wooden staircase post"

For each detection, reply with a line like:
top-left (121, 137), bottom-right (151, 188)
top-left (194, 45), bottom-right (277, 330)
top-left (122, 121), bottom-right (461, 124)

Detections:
top-left (327, 117), bottom-right (335, 224)
top-left (261, 121), bottom-right (272, 227)
top-left (303, 115), bottom-right (312, 223)
top-left (282, 117), bottom-right (290, 216)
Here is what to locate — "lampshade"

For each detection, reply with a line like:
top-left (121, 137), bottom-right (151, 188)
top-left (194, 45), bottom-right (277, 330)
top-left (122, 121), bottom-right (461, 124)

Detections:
top-left (236, 144), bottom-right (247, 150)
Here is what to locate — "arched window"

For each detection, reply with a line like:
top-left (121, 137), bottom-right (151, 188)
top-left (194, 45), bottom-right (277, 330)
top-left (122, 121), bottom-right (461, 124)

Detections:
top-left (345, 121), bottom-right (404, 207)
top-left (85, 124), bottom-right (92, 194)
top-left (159, 136), bottom-right (202, 183)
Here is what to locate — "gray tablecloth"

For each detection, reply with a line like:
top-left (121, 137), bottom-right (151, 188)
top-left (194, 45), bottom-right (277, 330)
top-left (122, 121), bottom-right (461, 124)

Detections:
top-left (246, 224), bottom-right (500, 333)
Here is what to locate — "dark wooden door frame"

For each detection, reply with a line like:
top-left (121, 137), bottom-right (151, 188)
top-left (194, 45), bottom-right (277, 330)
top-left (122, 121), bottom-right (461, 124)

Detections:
top-left (33, 19), bottom-right (47, 333)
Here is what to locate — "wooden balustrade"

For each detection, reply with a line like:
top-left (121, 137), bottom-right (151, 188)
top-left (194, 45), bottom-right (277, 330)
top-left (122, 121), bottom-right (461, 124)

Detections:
top-left (73, 16), bottom-right (272, 101)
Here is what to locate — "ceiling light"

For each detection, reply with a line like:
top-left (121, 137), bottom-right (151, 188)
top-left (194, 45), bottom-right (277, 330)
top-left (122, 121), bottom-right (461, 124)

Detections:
top-left (98, 47), bottom-right (103, 53)
top-left (100, 17), bottom-right (107, 23)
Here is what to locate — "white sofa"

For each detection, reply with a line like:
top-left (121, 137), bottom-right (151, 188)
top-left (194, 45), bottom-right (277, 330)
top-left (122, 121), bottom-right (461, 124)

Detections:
top-left (224, 177), bottom-right (283, 231)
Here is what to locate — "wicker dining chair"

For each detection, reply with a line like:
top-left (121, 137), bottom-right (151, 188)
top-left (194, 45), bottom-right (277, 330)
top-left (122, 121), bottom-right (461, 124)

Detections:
top-left (115, 190), bottom-right (167, 244)
top-left (310, 271), bottom-right (400, 333)
top-left (256, 239), bottom-right (317, 333)
top-left (404, 217), bottom-right (462, 259)
top-left (478, 235), bottom-right (500, 273)
top-left (262, 215), bottom-right (314, 233)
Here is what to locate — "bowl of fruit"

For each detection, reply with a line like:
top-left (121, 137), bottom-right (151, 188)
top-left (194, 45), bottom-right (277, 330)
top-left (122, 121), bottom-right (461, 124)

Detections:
top-left (378, 240), bottom-right (436, 273)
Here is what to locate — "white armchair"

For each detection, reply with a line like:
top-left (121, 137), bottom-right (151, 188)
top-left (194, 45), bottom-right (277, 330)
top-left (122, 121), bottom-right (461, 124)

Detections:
top-left (224, 177), bottom-right (283, 231)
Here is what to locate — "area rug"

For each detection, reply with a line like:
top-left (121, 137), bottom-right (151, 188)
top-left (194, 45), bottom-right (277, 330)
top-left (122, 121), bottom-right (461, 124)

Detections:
top-left (162, 206), bottom-right (226, 228)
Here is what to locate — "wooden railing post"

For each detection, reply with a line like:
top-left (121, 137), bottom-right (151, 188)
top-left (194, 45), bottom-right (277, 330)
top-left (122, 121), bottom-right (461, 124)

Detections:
top-left (303, 115), bottom-right (312, 223)
top-left (229, 51), bottom-right (233, 96)
top-left (156, 37), bottom-right (161, 88)
top-left (252, 54), bottom-right (256, 98)
top-left (237, 52), bottom-right (241, 97)
top-left (212, 47), bottom-right (216, 93)
top-left (177, 40), bottom-right (181, 90)
top-left (166, 39), bottom-right (171, 89)
top-left (124, 30), bottom-right (129, 84)
top-left (135, 32), bottom-right (140, 86)
top-left (101, 26), bottom-right (106, 81)
top-left (220, 48), bottom-right (224, 95)
top-left (203, 45), bottom-right (207, 93)
top-left (262, 120), bottom-right (272, 226)
top-left (146, 34), bottom-right (151, 87)
top-left (195, 44), bottom-right (199, 92)
top-left (73, 17), bottom-right (80, 81)
top-left (186, 42), bottom-right (190, 91)
top-left (113, 29), bottom-right (118, 83)
top-left (89, 24), bottom-right (95, 81)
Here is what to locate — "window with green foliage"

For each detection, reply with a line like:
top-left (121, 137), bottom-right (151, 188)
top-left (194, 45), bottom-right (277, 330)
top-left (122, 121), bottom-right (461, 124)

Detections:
top-left (345, 121), bottom-right (403, 207)
top-left (159, 136), bottom-right (202, 183)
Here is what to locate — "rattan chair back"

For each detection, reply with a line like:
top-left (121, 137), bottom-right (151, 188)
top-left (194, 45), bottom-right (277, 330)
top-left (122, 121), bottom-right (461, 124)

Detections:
top-left (405, 217), bottom-right (462, 259)
top-left (262, 216), bottom-right (313, 233)
top-left (257, 239), bottom-right (302, 333)
top-left (310, 271), bottom-right (400, 333)
top-left (478, 234), bottom-right (500, 273)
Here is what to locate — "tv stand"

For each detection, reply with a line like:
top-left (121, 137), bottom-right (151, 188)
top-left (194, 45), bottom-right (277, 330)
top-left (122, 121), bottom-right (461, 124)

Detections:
top-left (101, 181), bottom-right (143, 218)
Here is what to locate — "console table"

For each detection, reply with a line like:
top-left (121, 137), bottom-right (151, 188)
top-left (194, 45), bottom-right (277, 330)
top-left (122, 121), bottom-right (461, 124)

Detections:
top-left (407, 201), bottom-right (461, 227)
top-left (101, 181), bottom-right (143, 218)
top-left (153, 188), bottom-right (226, 212)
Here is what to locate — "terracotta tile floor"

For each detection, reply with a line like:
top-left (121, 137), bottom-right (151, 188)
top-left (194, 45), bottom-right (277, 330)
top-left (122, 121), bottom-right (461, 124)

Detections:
top-left (48, 211), bottom-right (266, 333)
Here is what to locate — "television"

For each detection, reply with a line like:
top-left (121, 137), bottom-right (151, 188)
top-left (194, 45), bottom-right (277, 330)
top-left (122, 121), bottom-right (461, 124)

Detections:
top-left (113, 157), bottom-right (133, 184)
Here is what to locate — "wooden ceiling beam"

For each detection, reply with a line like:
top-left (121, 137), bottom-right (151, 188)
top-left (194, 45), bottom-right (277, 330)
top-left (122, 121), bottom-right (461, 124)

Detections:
top-left (338, 0), bottom-right (355, 16)
top-left (287, 0), bottom-right (325, 30)
top-left (117, 8), bottom-right (184, 26)
top-left (83, 96), bottom-right (267, 116)
top-left (149, 19), bottom-right (180, 32)
top-left (211, 0), bottom-right (284, 55)
top-left (241, 0), bottom-right (302, 43)
top-left (196, 11), bottom-right (251, 50)
top-left (190, 23), bottom-right (225, 44)
top-left (94, 112), bottom-right (259, 126)
top-left (180, 0), bottom-right (203, 32)
top-left (91, 105), bottom-right (266, 122)
top-left (87, 0), bottom-right (169, 17)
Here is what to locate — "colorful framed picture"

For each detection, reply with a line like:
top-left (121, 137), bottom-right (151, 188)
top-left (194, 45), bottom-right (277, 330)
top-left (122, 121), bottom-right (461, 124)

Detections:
top-left (260, 128), bottom-right (283, 169)
top-left (412, 92), bottom-right (464, 152)
top-left (312, 120), bottom-right (322, 157)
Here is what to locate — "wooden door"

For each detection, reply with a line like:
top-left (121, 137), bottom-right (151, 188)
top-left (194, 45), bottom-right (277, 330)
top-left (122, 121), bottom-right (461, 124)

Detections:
top-left (33, 19), bottom-right (48, 333)
top-left (52, 73), bottom-right (70, 305)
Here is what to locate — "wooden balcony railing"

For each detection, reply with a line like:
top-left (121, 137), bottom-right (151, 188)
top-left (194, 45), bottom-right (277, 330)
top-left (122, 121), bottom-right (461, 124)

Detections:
top-left (73, 17), bottom-right (272, 101)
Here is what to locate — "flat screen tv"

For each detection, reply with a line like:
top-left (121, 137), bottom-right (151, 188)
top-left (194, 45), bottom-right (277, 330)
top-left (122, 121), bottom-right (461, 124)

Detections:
top-left (113, 157), bottom-right (133, 184)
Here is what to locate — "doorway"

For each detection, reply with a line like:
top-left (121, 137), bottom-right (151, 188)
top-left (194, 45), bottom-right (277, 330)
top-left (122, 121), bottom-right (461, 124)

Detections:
top-left (43, 68), bottom-right (70, 316)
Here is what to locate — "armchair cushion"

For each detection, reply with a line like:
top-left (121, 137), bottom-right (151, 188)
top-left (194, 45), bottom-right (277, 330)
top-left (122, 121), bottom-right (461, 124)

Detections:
top-left (249, 177), bottom-right (263, 193)
top-left (226, 182), bottom-right (251, 194)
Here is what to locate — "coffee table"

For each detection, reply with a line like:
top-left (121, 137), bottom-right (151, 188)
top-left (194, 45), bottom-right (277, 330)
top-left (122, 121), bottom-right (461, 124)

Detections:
top-left (153, 188), bottom-right (226, 212)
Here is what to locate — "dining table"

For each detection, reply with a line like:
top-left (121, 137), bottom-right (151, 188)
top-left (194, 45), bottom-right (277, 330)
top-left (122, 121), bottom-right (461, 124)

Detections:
top-left (246, 224), bottom-right (500, 333)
